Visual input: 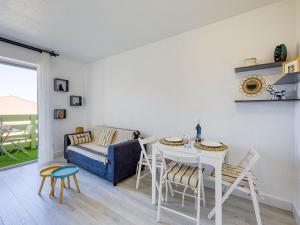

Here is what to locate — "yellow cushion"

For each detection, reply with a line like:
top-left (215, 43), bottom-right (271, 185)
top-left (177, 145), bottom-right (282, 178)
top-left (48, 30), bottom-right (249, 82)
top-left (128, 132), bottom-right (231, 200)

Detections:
top-left (68, 132), bottom-right (92, 145)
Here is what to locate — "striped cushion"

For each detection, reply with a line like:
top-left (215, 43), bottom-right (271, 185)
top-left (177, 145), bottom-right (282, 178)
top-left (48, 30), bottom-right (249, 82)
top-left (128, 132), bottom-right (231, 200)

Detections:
top-left (98, 128), bottom-right (116, 147)
top-left (211, 164), bottom-right (257, 190)
top-left (166, 163), bottom-right (203, 188)
top-left (68, 132), bottom-right (92, 145)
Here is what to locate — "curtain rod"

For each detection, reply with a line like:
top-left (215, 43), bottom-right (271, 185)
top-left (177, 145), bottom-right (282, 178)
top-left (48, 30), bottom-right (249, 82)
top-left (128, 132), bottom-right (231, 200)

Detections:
top-left (0, 37), bottom-right (59, 57)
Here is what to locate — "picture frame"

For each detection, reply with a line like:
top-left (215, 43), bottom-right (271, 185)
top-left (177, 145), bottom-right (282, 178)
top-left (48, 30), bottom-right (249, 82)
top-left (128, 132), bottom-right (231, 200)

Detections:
top-left (282, 57), bottom-right (300, 75)
top-left (70, 96), bottom-right (82, 106)
top-left (54, 78), bottom-right (69, 92)
top-left (54, 109), bottom-right (66, 119)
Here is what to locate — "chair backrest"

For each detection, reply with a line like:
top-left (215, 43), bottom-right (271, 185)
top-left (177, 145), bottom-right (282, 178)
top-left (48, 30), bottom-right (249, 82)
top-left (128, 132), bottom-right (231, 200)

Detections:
top-left (140, 137), bottom-right (157, 145)
top-left (238, 148), bottom-right (260, 168)
top-left (138, 137), bottom-right (157, 157)
top-left (159, 148), bottom-right (201, 167)
top-left (24, 124), bottom-right (33, 135)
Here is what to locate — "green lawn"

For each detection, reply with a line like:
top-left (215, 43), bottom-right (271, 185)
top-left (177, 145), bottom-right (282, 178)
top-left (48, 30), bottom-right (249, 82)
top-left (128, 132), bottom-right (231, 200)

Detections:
top-left (0, 148), bottom-right (38, 169)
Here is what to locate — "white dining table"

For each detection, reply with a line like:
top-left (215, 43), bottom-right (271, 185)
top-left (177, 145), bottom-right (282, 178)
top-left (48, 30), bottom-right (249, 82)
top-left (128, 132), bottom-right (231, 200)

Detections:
top-left (151, 142), bottom-right (228, 225)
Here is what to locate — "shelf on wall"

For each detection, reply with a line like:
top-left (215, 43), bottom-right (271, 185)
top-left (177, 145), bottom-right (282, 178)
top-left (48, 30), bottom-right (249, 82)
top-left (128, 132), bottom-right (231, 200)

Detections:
top-left (234, 61), bottom-right (283, 73)
top-left (273, 72), bottom-right (300, 85)
top-left (235, 99), bottom-right (300, 103)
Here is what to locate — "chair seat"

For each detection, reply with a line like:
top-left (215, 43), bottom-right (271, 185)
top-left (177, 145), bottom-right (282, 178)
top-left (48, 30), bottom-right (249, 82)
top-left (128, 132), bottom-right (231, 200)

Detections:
top-left (211, 163), bottom-right (257, 190)
top-left (166, 163), bottom-right (203, 188)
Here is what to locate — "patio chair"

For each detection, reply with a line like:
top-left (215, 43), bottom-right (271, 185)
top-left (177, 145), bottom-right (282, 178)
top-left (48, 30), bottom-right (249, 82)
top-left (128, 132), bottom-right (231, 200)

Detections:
top-left (6, 124), bottom-right (33, 156)
top-left (208, 149), bottom-right (262, 225)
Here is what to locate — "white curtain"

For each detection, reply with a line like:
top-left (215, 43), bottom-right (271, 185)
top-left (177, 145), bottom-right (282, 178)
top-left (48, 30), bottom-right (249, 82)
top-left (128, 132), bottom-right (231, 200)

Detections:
top-left (37, 53), bottom-right (53, 164)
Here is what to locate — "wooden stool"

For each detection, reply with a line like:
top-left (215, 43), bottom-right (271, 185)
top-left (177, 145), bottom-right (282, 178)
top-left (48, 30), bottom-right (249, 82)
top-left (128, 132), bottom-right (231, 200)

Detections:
top-left (39, 165), bottom-right (62, 195)
top-left (50, 166), bottom-right (80, 204)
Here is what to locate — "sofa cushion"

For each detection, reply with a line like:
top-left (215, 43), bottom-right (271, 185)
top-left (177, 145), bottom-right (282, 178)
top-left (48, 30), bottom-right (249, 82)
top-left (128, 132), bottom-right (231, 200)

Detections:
top-left (68, 132), bottom-right (92, 145)
top-left (67, 143), bottom-right (108, 164)
top-left (98, 128), bottom-right (116, 147)
top-left (111, 128), bottom-right (135, 144)
top-left (90, 126), bottom-right (136, 145)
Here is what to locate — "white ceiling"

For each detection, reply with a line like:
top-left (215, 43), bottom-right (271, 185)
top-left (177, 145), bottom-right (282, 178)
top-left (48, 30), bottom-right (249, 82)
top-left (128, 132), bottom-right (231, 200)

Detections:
top-left (0, 0), bottom-right (280, 62)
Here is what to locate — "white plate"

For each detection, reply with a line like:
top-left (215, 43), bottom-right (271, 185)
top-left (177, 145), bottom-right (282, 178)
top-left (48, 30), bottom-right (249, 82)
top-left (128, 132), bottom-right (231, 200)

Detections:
top-left (165, 137), bottom-right (183, 142)
top-left (201, 141), bottom-right (222, 147)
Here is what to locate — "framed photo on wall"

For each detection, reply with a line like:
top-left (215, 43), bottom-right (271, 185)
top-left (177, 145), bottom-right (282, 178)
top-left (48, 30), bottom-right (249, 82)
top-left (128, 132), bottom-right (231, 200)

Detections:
top-left (282, 57), bottom-right (300, 75)
top-left (54, 109), bottom-right (66, 119)
top-left (70, 96), bottom-right (82, 106)
top-left (54, 78), bottom-right (69, 92)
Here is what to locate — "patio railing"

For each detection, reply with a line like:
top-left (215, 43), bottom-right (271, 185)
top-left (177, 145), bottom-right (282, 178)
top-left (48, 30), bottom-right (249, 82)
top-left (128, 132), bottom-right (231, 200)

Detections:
top-left (0, 114), bottom-right (38, 150)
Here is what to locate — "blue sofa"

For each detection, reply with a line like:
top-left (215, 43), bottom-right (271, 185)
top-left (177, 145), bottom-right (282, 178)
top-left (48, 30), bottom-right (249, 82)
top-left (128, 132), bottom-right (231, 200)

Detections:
top-left (64, 127), bottom-right (141, 186)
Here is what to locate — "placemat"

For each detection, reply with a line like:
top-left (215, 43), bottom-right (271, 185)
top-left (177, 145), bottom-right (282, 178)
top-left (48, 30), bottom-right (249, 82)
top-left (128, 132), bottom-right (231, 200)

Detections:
top-left (159, 138), bottom-right (187, 146)
top-left (194, 142), bottom-right (228, 152)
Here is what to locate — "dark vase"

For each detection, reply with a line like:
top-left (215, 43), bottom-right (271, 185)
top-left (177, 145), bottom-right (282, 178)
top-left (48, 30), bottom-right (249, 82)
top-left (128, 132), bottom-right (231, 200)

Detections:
top-left (195, 122), bottom-right (202, 142)
top-left (274, 44), bottom-right (287, 62)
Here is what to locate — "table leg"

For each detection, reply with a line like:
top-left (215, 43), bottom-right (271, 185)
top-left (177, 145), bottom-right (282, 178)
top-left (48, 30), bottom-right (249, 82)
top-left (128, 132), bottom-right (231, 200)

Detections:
top-left (38, 177), bottom-right (46, 195)
top-left (60, 179), bottom-right (64, 204)
top-left (73, 175), bottom-right (80, 193)
top-left (211, 164), bottom-right (222, 225)
top-left (67, 177), bottom-right (70, 188)
top-left (50, 178), bottom-right (57, 198)
top-left (152, 147), bottom-right (157, 205)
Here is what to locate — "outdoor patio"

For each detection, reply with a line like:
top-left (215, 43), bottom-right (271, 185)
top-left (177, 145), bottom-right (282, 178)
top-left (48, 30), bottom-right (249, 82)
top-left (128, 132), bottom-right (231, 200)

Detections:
top-left (0, 114), bottom-right (38, 169)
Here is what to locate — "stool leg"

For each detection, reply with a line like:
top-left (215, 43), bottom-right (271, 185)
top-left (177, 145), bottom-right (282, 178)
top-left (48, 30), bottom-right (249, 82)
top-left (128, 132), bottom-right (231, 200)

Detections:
top-left (50, 178), bottom-right (54, 187)
top-left (60, 179), bottom-right (65, 204)
top-left (67, 177), bottom-right (70, 188)
top-left (38, 177), bottom-right (46, 195)
top-left (73, 175), bottom-right (80, 193)
top-left (50, 178), bottom-right (57, 198)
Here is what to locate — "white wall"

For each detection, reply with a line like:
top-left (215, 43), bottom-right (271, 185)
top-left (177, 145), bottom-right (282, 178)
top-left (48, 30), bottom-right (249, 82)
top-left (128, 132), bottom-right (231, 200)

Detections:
top-left (0, 42), bottom-right (88, 155)
top-left (87, 0), bottom-right (297, 210)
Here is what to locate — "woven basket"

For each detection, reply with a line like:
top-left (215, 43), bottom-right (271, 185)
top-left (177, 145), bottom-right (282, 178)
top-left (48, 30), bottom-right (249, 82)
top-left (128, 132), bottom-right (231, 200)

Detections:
top-left (194, 142), bottom-right (228, 152)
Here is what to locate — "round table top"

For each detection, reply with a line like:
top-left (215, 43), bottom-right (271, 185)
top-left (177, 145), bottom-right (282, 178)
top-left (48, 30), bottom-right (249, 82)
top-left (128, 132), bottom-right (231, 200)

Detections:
top-left (40, 165), bottom-right (62, 177)
top-left (51, 166), bottom-right (79, 178)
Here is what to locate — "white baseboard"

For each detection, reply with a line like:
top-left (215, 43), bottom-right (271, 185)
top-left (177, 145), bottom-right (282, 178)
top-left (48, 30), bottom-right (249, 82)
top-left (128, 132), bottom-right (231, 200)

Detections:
top-left (203, 177), bottom-right (292, 211)
top-left (53, 151), bottom-right (64, 158)
top-left (294, 204), bottom-right (300, 225)
top-left (260, 193), bottom-right (292, 211)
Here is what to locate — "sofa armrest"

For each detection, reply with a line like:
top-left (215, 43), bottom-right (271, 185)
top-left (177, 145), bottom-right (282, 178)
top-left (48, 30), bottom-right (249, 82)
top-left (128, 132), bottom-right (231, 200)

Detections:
top-left (107, 139), bottom-right (141, 185)
top-left (63, 131), bottom-right (92, 160)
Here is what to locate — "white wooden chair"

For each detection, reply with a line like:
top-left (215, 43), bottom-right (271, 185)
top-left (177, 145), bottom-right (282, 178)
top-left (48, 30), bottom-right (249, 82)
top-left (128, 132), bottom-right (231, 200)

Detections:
top-left (208, 149), bottom-right (262, 225)
top-left (6, 124), bottom-right (33, 156)
top-left (157, 148), bottom-right (205, 225)
top-left (136, 137), bottom-right (159, 189)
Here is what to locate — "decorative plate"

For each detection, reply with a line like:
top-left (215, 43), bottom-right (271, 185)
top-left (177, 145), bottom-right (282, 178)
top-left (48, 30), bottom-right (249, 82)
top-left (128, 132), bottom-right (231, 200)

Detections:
top-left (160, 138), bottom-right (187, 146)
top-left (165, 137), bottom-right (183, 142)
top-left (194, 142), bottom-right (228, 152)
top-left (200, 141), bottom-right (222, 147)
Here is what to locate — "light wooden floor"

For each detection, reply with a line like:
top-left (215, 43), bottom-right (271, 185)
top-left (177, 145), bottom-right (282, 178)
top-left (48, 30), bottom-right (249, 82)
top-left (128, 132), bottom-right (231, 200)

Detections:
top-left (0, 158), bottom-right (295, 225)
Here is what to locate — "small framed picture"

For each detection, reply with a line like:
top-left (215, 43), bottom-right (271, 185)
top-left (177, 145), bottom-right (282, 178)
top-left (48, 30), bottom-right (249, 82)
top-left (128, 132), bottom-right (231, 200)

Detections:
top-left (70, 96), bottom-right (82, 106)
top-left (54, 109), bottom-right (66, 119)
top-left (283, 57), bottom-right (300, 75)
top-left (54, 78), bottom-right (69, 92)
